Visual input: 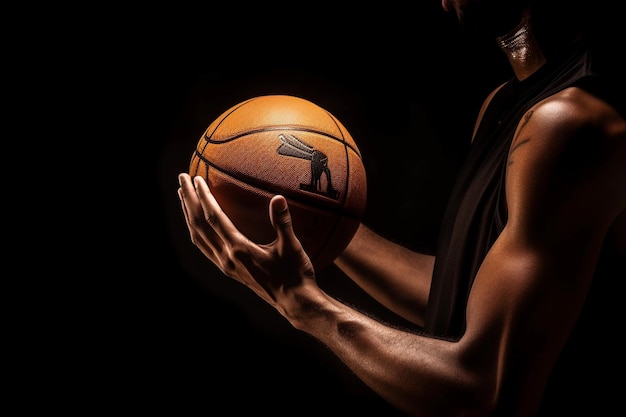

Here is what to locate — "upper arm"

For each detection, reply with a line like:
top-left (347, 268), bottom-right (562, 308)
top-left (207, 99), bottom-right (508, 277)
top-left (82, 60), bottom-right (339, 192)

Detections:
top-left (458, 87), bottom-right (626, 414)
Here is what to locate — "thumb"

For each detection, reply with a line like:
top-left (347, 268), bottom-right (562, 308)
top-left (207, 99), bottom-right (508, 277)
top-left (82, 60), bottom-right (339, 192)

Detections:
top-left (269, 195), bottom-right (299, 248)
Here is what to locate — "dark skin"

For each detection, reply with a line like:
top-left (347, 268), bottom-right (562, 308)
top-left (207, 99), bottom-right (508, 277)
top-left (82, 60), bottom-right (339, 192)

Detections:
top-left (177, 1), bottom-right (626, 415)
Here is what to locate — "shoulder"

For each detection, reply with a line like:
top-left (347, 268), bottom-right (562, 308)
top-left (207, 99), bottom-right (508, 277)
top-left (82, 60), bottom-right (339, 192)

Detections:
top-left (524, 86), bottom-right (625, 138)
top-left (505, 86), bottom-right (626, 232)
top-left (510, 86), bottom-right (626, 172)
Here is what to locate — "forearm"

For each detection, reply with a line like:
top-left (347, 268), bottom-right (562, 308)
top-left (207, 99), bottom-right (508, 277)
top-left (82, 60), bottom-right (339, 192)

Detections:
top-left (334, 224), bottom-right (435, 326)
top-left (284, 284), bottom-right (484, 417)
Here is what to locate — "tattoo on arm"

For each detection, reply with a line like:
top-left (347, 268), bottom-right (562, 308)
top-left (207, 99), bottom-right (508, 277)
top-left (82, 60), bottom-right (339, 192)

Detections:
top-left (507, 110), bottom-right (533, 167)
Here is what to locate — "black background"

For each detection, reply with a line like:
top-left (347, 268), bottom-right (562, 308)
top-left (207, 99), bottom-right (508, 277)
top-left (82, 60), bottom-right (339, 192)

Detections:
top-left (24, 1), bottom-right (622, 415)
top-left (112, 5), bottom-right (503, 414)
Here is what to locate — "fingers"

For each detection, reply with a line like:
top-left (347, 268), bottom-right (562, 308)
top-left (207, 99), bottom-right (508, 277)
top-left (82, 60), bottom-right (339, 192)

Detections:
top-left (178, 173), bottom-right (201, 233)
top-left (177, 173), bottom-right (222, 257)
top-left (191, 175), bottom-right (241, 243)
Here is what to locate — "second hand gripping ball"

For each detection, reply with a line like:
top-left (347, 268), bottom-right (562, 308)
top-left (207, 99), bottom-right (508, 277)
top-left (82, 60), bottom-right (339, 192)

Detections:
top-left (189, 95), bottom-right (367, 271)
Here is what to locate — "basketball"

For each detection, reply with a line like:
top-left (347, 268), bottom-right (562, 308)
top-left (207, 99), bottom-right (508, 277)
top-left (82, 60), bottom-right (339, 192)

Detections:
top-left (189, 94), bottom-right (367, 271)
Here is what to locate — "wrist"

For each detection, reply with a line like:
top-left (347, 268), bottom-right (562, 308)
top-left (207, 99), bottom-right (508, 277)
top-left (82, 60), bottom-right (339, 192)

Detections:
top-left (283, 283), bottom-right (336, 331)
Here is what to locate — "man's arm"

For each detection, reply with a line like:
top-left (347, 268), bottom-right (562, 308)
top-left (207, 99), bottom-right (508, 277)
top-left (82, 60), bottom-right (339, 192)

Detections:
top-left (282, 87), bottom-right (626, 416)
top-left (334, 224), bottom-right (435, 326)
top-left (177, 86), bottom-right (625, 417)
top-left (331, 82), bottom-right (510, 327)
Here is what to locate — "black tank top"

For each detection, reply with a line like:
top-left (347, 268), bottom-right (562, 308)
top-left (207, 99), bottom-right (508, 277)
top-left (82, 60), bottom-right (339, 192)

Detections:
top-left (424, 40), bottom-right (625, 414)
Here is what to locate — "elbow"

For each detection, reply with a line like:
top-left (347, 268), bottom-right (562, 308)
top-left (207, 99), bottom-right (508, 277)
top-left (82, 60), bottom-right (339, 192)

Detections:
top-left (445, 379), bottom-right (498, 417)
top-left (400, 389), bottom-right (496, 417)
top-left (441, 360), bottom-right (501, 417)
top-left (398, 367), bottom-right (498, 417)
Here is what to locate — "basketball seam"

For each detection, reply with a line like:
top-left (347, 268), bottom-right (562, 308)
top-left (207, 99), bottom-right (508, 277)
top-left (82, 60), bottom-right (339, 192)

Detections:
top-left (204, 126), bottom-right (362, 158)
top-left (307, 112), bottom-right (358, 267)
top-left (193, 151), bottom-right (363, 222)
top-left (205, 98), bottom-right (256, 139)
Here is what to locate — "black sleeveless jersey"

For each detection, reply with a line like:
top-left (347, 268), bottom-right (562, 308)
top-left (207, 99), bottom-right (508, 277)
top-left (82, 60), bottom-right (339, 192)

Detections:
top-left (423, 40), bottom-right (625, 414)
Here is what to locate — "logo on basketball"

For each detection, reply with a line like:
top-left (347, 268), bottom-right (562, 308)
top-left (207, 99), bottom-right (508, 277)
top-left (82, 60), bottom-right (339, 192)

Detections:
top-left (277, 133), bottom-right (340, 200)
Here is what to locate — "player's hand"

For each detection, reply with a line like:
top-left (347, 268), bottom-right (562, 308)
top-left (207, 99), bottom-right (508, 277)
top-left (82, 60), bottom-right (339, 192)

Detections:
top-left (177, 173), bottom-right (316, 308)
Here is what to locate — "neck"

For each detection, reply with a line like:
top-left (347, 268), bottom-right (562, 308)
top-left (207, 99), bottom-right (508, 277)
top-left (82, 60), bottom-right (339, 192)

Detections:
top-left (495, 10), bottom-right (546, 81)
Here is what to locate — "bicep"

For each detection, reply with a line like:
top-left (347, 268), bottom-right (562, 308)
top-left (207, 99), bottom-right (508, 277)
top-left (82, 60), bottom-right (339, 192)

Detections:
top-left (459, 228), bottom-right (594, 414)
top-left (463, 229), bottom-right (589, 362)
top-left (458, 92), bottom-right (626, 410)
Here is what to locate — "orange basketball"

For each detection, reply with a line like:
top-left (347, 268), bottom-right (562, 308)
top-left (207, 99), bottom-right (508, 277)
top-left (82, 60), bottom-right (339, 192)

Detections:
top-left (189, 95), bottom-right (367, 271)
